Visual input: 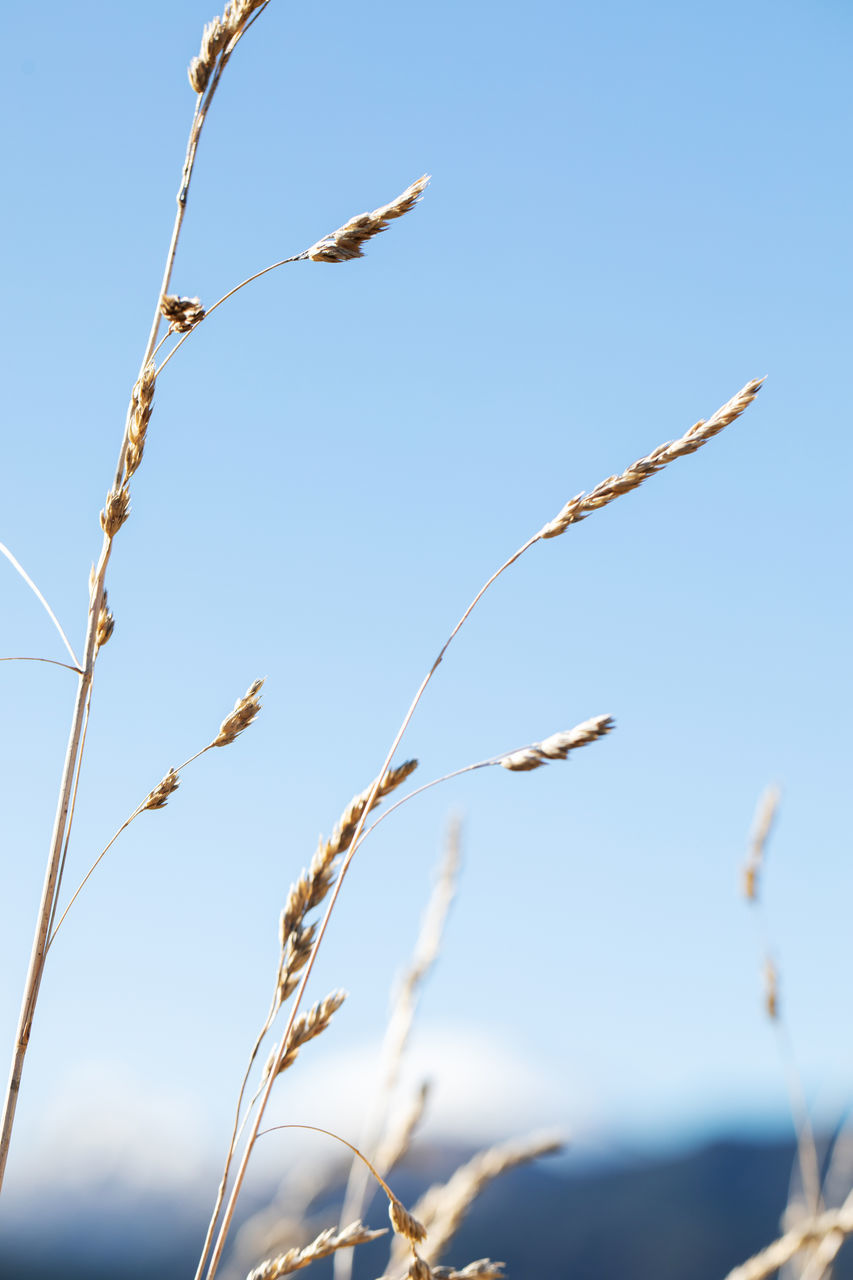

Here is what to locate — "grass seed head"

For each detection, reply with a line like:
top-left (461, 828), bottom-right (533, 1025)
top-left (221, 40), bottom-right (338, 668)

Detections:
top-left (95, 590), bottom-right (115, 650)
top-left (539, 378), bottom-right (764, 539)
top-left (160, 294), bottom-right (206, 332)
top-left (213, 678), bottom-right (264, 747)
top-left (100, 485), bottom-right (131, 538)
top-left (499, 714), bottom-right (614, 772)
top-left (307, 175), bottom-right (430, 263)
top-left (143, 768), bottom-right (181, 811)
top-left (389, 1198), bottom-right (428, 1245)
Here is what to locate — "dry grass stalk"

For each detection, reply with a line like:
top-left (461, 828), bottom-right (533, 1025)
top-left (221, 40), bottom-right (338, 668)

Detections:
top-left (724, 1192), bottom-right (853, 1280)
top-left (0, 0), bottom-right (279, 1196)
top-left (307, 176), bottom-right (430, 263)
top-left (264, 991), bottom-right (347, 1077)
top-left (743, 784), bottom-right (781, 901)
top-left (160, 293), bottom-right (206, 332)
top-left (124, 360), bottom-right (156, 480)
top-left (196, 761), bottom-right (420, 1280)
top-left (386, 1132), bottom-right (562, 1272)
top-left (539, 378), bottom-right (764, 539)
top-left (498, 714), bottom-right (615, 772)
top-left (213, 679), bottom-right (265, 747)
top-left (247, 1221), bottom-right (387, 1280)
top-left (276, 761), bottom-right (418, 1003)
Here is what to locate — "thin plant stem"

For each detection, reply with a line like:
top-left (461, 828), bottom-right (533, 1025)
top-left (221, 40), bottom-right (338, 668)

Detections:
top-left (0, 542), bottom-right (80, 669)
top-left (46, 684), bottom-right (95, 942)
top-left (256, 1124), bottom-right (397, 1202)
top-left (192, 987), bottom-right (282, 1280)
top-left (0, 657), bottom-right (81, 674)
top-left (155, 254), bottom-right (308, 379)
top-left (48, 742), bottom-right (215, 948)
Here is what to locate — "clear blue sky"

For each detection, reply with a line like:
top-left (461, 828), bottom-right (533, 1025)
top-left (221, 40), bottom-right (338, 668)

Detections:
top-left (1, 0), bottom-right (851, 1208)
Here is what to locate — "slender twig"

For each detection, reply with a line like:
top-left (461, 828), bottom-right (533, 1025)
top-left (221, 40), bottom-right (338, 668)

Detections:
top-left (0, 542), bottom-right (80, 669)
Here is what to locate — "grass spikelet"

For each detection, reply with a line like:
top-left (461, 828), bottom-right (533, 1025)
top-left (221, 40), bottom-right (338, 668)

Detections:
top-left (246, 1221), bottom-right (387, 1280)
top-left (212, 678), bottom-right (264, 747)
top-left (95, 590), bottom-right (115, 650)
top-left (389, 1198), bottom-right (427, 1245)
top-left (270, 990), bottom-right (347, 1076)
top-left (539, 378), bottom-right (764, 539)
top-left (124, 360), bottom-right (156, 480)
top-left (307, 176), bottom-right (430, 263)
top-left (498, 714), bottom-right (614, 772)
top-left (99, 485), bottom-right (131, 538)
top-left (142, 768), bottom-right (181, 812)
top-left (742, 784), bottom-right (781, 901)
top-left (188, 1), bottom-right (268, 93)
top-left (160, 294), bottom-right (206, 332)
top-left (274, 760), bottom-right (418, 1002)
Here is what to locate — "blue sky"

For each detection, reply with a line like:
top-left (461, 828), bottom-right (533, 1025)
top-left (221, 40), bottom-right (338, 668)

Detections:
top-left (1, 0), bottom-right (851, 1207)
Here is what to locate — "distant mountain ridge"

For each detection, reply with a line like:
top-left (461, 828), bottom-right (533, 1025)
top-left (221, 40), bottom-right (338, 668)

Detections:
top-left (2, 1133), bottom-right (850, 1280)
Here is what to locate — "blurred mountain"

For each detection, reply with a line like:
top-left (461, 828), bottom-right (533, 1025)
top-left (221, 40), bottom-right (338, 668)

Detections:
top-left (2, 1133), bottom-right (850, 1280)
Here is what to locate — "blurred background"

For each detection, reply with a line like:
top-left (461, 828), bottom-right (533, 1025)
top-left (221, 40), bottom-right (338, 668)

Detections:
top-left (0, 1), bottom-right (850, 1275)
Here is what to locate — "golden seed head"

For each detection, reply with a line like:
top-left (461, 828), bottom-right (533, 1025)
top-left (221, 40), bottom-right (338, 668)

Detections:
top-left (188, 3), bottom-right (267, 93)
top-left (307, 175), bottom-right (430, 263)
top-left (409, 1259), bottom-right (432, 1280)
top-left (275, 990), bottom-right (347, 1074)
top-left (499, 714), bottom-right (615, 772)
top-left (213, 678), bottom-right (264, 747)
top-left (143, 768), bottom-right (181, 812)
top-left (100, 486), bottom-right (131, 538)
top-left (539, 379), bottom-right (764, 540)
top-left (160, 294), bottom-right (206, 333)
top-left (125, 364), bottom-right (155, 478)
top-left (389, 1198), bottom-right (427, 1244)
